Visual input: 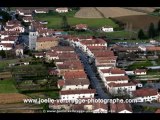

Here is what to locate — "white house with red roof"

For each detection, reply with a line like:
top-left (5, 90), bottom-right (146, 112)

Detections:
top-left (55, 8), bottom-right (68, 13)
top-left (101, 26), bottom-right (114, 32)
top-left (59, 89), bottom-right (96, 100)
top-left (107, 82), bottom-right (136, 95)
top-left (131, 88), bottom-right (159, 102)
top-left (110, 103), bottom-right (132, 113)
top-left (0, 43), bottom-right (13, 50)
top-left (57, 78), bottom-right (90, 91)
top-left (75, 24), bottom-right (88, 30)
top-left (134, 69), bottom-right (147, 75)
top-left (99, 68), bottom-right (125, 82)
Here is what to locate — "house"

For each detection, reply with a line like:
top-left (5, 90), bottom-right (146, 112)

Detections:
top-left (45, 52), bottom-right (59, 61)
top-left (63, 71), bottom-right (87, 80)
top-left (34, 8), bottom-right (49, 13)
top-left (105, 76), bottom-right (129, 85)
top-left (99, 68), bottom-right (125, 82)
top-left (4, 20), bottom-right (25, 33)
top-left (59, 89), bottom-right (96, 100)
top-left (0, 43), bottom-right (13, 50)
top-left (14, 44), bottom-right (23, 57)
top-left (101, 26), bottom-right (114, 32)
top-left (0, 36), bottom-right (18, 44)
top-left (80, 39), bottom-right (107, 53)
top-left (55, 8), bottom-right (68, 13)
top-left (57, 78), bottom-right (90, 91)
top-left (131, 88), bottom-right (159, 102)
top-left (95, 56), bottom-right (117, 68)
top-left (134, 69), bottom-right (147, 75)
top-left (16, 9), bottom-right (32, 16)
top-left (132, 80), bottom-right (143, 88)
top-left (35, 37), bottom-right (59, 51)
top-left (107, 82), bottom-right (136, 95)
top-left (110, 103), bottom-right (132, 113)
top-left (56, 62), bottom-right (84, 76)
top-left (22, 16), bottom-right (34, 23)
top-left (92, 102), bottom-right (108, 113)
top-left (34, 52), bottom-right (45, 58)
top-left (75, 24), bottom-right (88, 31)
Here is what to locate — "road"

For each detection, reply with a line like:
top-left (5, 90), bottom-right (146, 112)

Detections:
top-left (75, 47), bottom-right (111, 99)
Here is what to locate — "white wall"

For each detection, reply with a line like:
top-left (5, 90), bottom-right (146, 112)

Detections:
top-left (133, 95), bottom-right (158, 102)
top-left (62, 85), bottom-right (89, 91)
top-left (60, 93), bottom-right (95, 100)
top-left (108, 85), bottom-right (136, 95)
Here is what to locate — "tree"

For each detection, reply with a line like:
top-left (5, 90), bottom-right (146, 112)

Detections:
top-left (0, 50), bottom-right (6, 58)
top-left (61, 15), bottom-right (70, 30)
top-left (157, 20), bottom-right (160, 33)
top-left (148, 22), bottom-right (156, 38)
top-left (138, 29), bottom-right (146, 39)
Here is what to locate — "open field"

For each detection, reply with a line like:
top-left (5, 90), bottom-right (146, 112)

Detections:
top-left (124, 7), bottom-right (156, 13)
top-left (0, 80), bottom-right (18, 93)
top-left (95, 7), bottom-right (146, 18)
top-left (114, 15), bottom-right (160, 31)
top-left (0, 93), bottom-right (30, 104)
top-left (35, 15), bottom-right (118, 29)
top-left (75, 7), bottom-right (103, 18)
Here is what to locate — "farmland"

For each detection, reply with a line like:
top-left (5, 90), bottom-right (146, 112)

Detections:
top-left (95, 7), bottom-right (146, 18)
top-left (34, 10), bottom-right (118, 29)
top-left (75, 7), bottom-right (103, 18)
top-left (0, 80), bottom-right (18, 93)
top-left (114, 15), bottom-right (160, 31)
top-left (0, 93), bottom-right (29, 104)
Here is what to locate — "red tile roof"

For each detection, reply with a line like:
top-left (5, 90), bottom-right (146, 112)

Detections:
top-left (134, 69), bottom-right (146, 73)
top-left (51, 46), bottom-right (75, 52)
top-left (65, 78), bottom-right (90, 86)
top-left (105, 76), bottom-right (129, 82)
top-left (60, 89), bottom-right (96, 95)
top-left (108, 82), bottom-right (135, 87)
top-left (132, 88), bottom-right (158, 97)
top-left (81, 39), bottom-right (106, 45)
top-left (92, 51), bottom-right (114, 57)
top-left (110, 103), bottom-right (132, 113)
top-left (87, 46), bottom-right (106, 51)
top-left (93, 102), bottom-right (108, 110)
top-left (57, 80), bottom-right (65, 87)
top-left (146, 46), bottom-right (160, 51)
top-left (0, 43), bottom-right (13, 47)
top-left (101, 68), bottom-right (125, 74)
top-left (75, 24), bottom-right (88, 29)
top-left (64, 71), bottom-right (87, 80)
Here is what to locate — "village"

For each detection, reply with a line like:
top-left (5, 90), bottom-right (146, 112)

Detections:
top-left (0, 7), bottom-right (160, 113)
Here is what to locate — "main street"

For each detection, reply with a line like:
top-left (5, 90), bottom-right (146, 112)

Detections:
top-left (75, 47), bottom-right (111, 99)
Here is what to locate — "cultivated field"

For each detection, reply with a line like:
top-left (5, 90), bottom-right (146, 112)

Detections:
top-left (114, 15), bottom-right (160, 31)
top-left (0, 93), bottom-right (30, 104)
top-left (124, 7), bottom-right (156, 13)
top-left (95, 7), bottom-right (146, 18)
top-left (75, 7), bottom-right (103, 18)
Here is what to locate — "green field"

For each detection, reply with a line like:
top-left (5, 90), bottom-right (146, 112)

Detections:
top-left (0, 80), bottom-right (18, 93)
top-left (128, 60), bottom-right (153, 70)
top-left (34, 11), bottom-right (118, 29)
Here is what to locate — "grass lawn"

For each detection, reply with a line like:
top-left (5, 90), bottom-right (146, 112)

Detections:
top-left (0, 80), bottom-right (18, 93)
top-left (128, 60), bottom-right (153, 70)
top-left (34, 11), bottom-right (118, 29)
top-left (0, 57), bottom-right (32, 70)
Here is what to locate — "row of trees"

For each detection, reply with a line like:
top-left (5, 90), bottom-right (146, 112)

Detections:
top-left (138, 20), bottom-right (160, 39)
